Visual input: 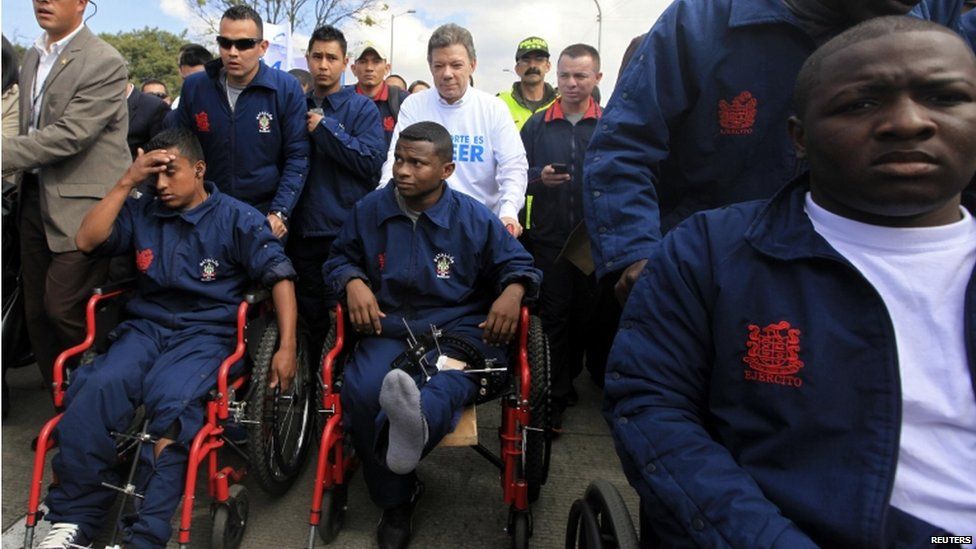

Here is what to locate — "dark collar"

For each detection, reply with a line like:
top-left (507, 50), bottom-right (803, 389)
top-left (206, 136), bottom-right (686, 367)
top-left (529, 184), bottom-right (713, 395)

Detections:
top-left (205, 59), bottom-right (277, 91)
top-left (376, 181), bottom-right (455, 229)
top-left (310, 85), bottom-right (353, 110)
top-left (151, 181), bottom-right (221, 225)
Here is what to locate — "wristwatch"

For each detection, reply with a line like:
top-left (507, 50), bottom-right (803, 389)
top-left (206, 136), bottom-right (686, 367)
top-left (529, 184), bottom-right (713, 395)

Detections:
top-left (270, 210), bottom-right (289, 225)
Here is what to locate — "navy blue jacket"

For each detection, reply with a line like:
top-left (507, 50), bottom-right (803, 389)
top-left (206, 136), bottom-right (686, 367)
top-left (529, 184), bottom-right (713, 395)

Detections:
top-left (352, 82), bottom-right (410, 149)
top-left (97, 182), bottom-right (296, 329)
top-left (323, 183), bottom-right (541, 339)
top-left (582, 0), bottom-right (964, 279)
top-left (520, 98), bottom-right (602, 250)
top-left (171, 60), bottom-right (309, 216)
top-left (604, 177), bottom-right (976, 548)
top-left (293, 87), bottom-right (385, 239)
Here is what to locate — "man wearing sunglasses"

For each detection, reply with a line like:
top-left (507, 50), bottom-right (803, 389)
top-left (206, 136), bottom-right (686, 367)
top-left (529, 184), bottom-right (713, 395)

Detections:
top-left (171, 5), bottom-right (309, 240)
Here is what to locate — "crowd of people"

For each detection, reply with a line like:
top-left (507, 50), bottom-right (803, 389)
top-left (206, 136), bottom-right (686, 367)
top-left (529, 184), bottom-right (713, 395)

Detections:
top-left (2, 0), bottom-right (975, 548)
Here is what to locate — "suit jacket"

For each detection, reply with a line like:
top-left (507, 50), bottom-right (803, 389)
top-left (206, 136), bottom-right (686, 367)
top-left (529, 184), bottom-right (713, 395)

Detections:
top-left (126, 87), bottom-right (169, 158)
top-left (1, 26), bottom-right (129, 253)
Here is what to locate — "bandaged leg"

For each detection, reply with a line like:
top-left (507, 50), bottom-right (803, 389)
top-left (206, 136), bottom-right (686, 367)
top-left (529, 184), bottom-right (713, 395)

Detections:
top-left (380, 369), bottom-right (429, 475)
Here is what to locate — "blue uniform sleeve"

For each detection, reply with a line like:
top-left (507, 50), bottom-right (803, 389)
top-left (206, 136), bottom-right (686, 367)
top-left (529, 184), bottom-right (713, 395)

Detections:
top-left (270, 79), bottom-right (311, 216)
top-left (482, 214), bottom-right (541, 301)
top-left (235, 209), bottom-right (296, 287)
top-left (603, 216), bottom-right (816, 549)
top-left (582, 7), bottom-right (695, 279)
top-left (92, 194), bottom-right (139, 257)
top-left (166, 77), bottom-right (194, 130)
top-left (520, 116), bottom-right (545, 195)
top-left (322, 204), bottom-right (370, 299)
top-left (312, 99), bottom-right (386, 188)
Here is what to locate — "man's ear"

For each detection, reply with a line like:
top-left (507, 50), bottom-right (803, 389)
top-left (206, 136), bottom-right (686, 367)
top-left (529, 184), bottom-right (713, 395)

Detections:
top-left (787, 116), bottom-right (807, 159)
top-left (441, 161), bottom-right (456, 180)
top-left (194, 160), bottom-right (206, 180)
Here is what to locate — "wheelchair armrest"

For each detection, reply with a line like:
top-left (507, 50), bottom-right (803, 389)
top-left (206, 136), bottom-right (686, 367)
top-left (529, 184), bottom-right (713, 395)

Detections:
top-left (92, 278), bottom-right (136, 295)
top-left (244, 287), bottom-right (271, 305)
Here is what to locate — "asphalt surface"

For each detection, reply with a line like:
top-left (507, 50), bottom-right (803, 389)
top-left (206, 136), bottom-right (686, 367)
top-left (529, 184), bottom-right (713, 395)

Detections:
top-left (2, 363), bottom-right (639, 548)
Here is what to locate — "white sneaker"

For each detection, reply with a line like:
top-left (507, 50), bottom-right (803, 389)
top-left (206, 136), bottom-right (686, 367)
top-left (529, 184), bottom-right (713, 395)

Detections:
top-left (37, 523), bottom-right (90, 549)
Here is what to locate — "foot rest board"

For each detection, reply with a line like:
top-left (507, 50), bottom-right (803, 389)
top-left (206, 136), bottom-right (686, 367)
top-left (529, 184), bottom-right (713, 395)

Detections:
top-left (438, 405), bottom-right (477, 447)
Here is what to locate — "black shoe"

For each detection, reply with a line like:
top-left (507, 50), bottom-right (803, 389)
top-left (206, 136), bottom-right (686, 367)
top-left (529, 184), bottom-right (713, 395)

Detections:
top-left (550, 407), bottom-right (565, 438)
top-left (566, 386), bottom-right (580, 407)
top-left (376, 481), bottom-right (424, 549)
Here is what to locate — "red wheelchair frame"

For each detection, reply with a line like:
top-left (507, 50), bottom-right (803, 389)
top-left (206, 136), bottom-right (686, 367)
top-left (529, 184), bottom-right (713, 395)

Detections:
top-left (24, 283), bottom-right (275, 549)
top-left (306, 304), bottom-right (550, 548)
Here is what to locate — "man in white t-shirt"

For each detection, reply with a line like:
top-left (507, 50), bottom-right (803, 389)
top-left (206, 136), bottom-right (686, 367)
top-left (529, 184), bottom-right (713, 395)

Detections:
top-left (381, 23), bottom-right (528, 237)
top-left (604, 16), bottom-right (976, 548)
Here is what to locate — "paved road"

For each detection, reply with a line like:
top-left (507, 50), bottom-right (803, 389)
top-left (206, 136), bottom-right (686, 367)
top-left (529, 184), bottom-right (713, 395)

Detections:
top-left (2, 364), bottom-right (639, 548)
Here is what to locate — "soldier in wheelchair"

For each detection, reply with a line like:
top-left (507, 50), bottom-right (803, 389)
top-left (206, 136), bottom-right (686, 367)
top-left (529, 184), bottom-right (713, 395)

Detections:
top-left (321, 121), bottom-right (541, 549)
top-left (37, 128), bottom-right (298, 549)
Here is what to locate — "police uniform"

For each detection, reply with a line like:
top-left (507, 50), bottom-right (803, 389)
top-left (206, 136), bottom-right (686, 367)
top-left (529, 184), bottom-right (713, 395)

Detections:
top-left (44, 182), bottom-right (295, 547)
top-left (323, 182), bottom-right (541, 508)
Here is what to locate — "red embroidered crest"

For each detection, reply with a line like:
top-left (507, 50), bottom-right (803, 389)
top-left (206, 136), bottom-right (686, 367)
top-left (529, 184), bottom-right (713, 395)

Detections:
top-left (135, 248), bottom-right (154, 273)
top-left (378, 252), bottom-right (386, 272)
top-left (719, 91), bottom-right (757, 135)
top-left (383, 116), bottom-right (395, 133)
top-left (743, 321), bottom-right (804, 387)
top-left (195, 111), bottom-right (211, 132)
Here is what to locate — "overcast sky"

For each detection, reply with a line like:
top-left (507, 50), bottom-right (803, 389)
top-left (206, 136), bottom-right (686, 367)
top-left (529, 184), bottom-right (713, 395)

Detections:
top-left (2, 0), bottom-right (671, 99)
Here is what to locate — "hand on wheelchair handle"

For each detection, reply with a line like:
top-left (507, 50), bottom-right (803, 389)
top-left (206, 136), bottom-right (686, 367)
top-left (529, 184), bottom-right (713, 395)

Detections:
top-left (269, 347), bottom-right (297, 392)
top-left (346, 278), bottom-right (386, 334)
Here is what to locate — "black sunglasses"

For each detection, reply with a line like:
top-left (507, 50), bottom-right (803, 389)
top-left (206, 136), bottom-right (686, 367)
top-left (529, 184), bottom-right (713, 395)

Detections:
top-left (146, 91), bottom-right (168, 99)
top-left (216, 36), bottom-right (262, 51)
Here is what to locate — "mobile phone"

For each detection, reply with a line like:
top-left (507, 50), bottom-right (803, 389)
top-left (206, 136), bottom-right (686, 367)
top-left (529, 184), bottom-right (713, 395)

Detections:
top-left (551, 163), bottom-right (569, 174)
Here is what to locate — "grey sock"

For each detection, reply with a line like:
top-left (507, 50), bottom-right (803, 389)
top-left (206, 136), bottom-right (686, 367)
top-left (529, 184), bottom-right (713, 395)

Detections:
top-left (380, 369), bottom-right (429, 475)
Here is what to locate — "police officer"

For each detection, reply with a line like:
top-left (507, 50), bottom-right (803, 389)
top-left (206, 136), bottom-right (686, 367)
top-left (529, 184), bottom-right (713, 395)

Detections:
top-left (498, 36), bottom-right (558, 130)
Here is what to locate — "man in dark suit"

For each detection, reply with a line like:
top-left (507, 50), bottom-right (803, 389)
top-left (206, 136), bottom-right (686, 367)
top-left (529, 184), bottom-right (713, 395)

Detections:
top-left (126, 82), bottom-right (169, 158)
top-left (1, 0), bottom-right (129, 389)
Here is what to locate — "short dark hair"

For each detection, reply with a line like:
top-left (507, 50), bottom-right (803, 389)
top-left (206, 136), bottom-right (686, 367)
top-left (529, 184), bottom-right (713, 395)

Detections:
top-left (307, 25), bottom-right (347, 56)
top-left (288, 68), bottom-right (312, 89)
top-left (145, 128), bottom-right (205, 165)
top-left (408, 80), bottom-right (430, 93)
top-left (387, 74), bottom-right (408, 88)
top-left (398, 122), bottom-right (454, 164)
top-left (559, 43), bottom-right (601, 71)
top-left (178, 44), bottom-right (213, 68)
top-left (140, 78), bottom-right (167, 92)
top-left (221, 5), bottom-right (264, 38)
top-left (793, 16), bottom-right (971, 118)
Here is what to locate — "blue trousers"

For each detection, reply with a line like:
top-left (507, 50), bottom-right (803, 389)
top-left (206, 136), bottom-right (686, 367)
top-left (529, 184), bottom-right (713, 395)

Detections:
top-left (341, 329), bottom-right (504, 508)
top-left (45, 319), bottom-right (236, 548)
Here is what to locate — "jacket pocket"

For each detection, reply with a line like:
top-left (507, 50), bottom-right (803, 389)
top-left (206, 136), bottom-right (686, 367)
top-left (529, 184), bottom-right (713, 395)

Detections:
top-left (57, 183), bottom-right (107, 199)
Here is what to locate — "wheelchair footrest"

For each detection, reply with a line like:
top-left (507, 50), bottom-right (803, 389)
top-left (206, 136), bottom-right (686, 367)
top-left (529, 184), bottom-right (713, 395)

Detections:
top-left (439, 406), bottom-right (478, 447)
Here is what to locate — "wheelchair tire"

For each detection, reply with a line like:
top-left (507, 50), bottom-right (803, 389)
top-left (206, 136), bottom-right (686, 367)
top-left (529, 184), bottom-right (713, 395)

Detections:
top-left (565, 480), bottom-right (639, 549)
top-left (245, 320), bottom-right (315, 496)
top-left (316, 483), bottom-right (348, 544)
top-left (524, 315), bottom-right (551, 503)
top-left (584, 480), bottom-right (639, 549)
top-left (509, 509), bottom-right (532, 549)
top-left (211, 484), bottom-right (248, 549)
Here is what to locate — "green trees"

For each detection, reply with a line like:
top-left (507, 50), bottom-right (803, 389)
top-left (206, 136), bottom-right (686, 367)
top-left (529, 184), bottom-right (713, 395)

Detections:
top-left (100, 27), bottom-right (189, 96)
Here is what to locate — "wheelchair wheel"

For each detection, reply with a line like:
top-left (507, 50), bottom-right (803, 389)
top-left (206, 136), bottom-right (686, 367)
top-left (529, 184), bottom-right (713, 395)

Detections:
top-left (564, 480), bottom-right (639, 549)
top-left (524, 315), bottom-right (551, 503)
top-left (316, 483), bottom-right (348, 544)
top-left (211, 484), bottom-right (248, 549)
top-left (509, 509), bottom-right (532, 549)
top-left (245, 320), bottom-right (315, 496)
